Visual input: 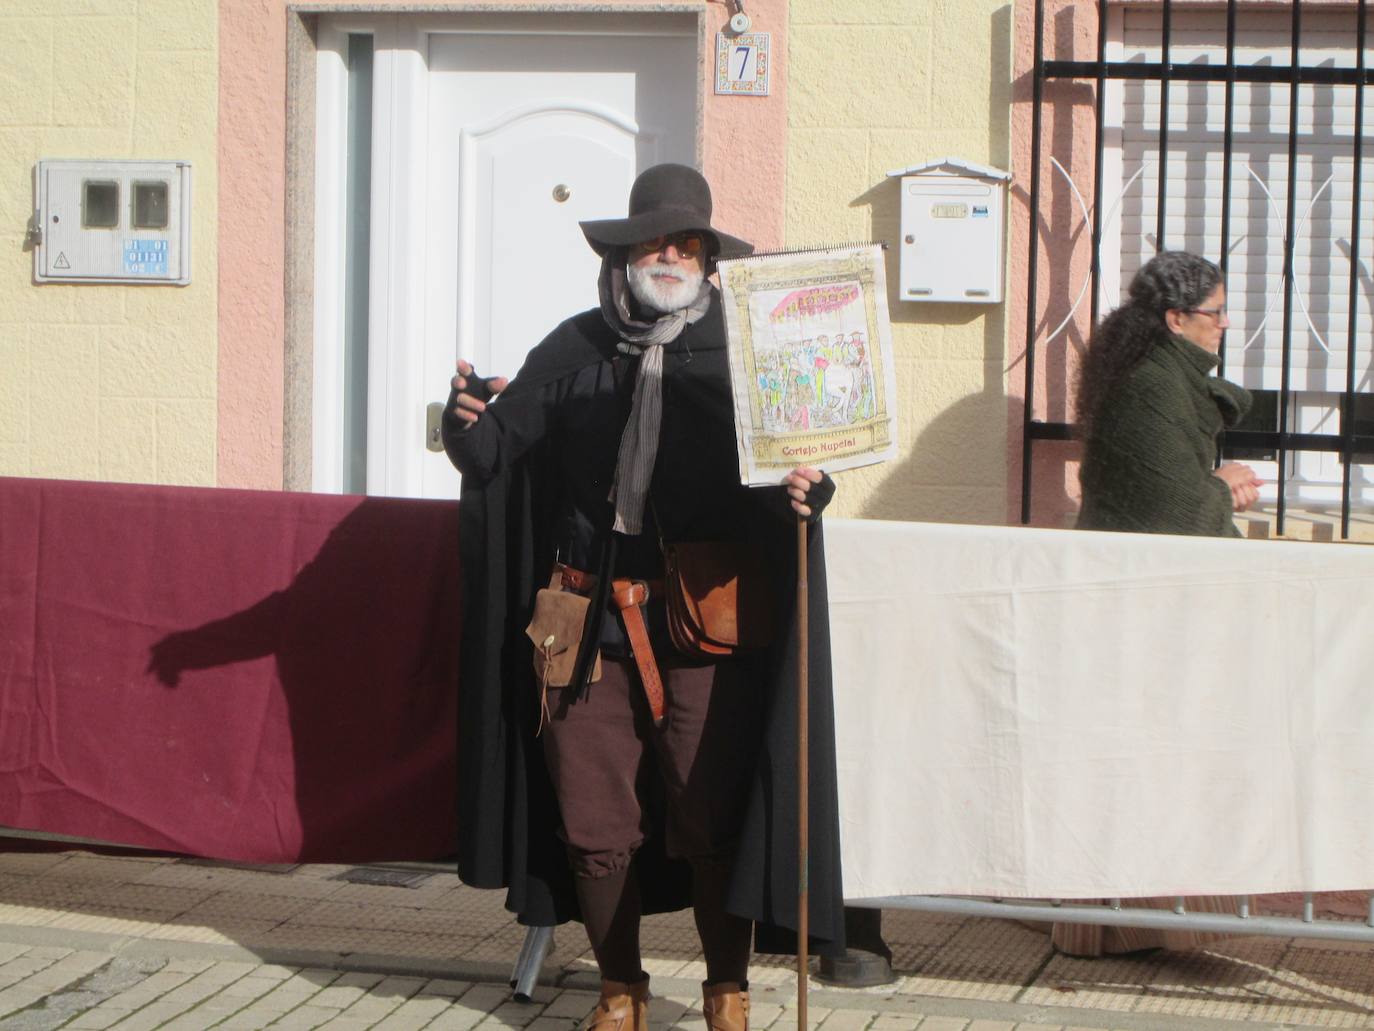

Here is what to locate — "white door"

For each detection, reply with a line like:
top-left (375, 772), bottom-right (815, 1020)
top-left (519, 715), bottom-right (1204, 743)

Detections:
top-left (357, 15), bottom-right (697, 499)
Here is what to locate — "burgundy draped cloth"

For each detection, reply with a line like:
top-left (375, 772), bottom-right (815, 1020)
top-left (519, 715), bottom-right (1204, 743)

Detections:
top-left (0, 477), bottom-right (460, 863)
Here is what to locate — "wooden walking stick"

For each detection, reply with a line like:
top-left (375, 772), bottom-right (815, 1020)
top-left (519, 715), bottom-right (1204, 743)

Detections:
top-left (796, 514), bottom-right (809, 1030)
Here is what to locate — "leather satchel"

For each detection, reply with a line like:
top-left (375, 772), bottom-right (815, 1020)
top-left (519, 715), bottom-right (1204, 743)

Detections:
top-left (662, 541), bottom-right (773, 658)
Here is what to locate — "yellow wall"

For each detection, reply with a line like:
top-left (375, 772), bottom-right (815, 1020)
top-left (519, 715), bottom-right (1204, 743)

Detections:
top-left (0, 0), bottom-right (218, 485)
top-left (788, 0), bottom-right (1014, 523)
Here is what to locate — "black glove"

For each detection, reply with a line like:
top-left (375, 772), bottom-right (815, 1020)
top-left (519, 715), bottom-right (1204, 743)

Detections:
top-left (801, 472), bottom-right (836, 523)
top-left (445, 369), bottom-right (497, 433)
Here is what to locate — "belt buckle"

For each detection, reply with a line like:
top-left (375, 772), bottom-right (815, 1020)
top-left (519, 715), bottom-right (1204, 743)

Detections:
top-left (555, 562), bottom-right (597, 596)
top-left (630, 578), bottom-right (651, 606)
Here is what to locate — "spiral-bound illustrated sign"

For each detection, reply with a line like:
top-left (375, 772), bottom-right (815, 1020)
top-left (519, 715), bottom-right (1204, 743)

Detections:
top-left (717, 244), bottom-right (899, 485)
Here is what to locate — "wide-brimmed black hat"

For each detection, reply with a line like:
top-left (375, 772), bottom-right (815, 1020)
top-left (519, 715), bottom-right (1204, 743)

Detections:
top-left (579, 163), bottom-right (753, 259)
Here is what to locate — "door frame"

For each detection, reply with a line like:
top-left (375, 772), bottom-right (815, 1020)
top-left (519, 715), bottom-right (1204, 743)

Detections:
top-left (304, 7), bottom-right (706, 497)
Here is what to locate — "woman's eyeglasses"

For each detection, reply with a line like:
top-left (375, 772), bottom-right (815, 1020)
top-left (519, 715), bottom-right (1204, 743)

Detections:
top-left (1186, 307), bottom-right (1227, 321)
top-left (632, 232), bottom-right (706, 258)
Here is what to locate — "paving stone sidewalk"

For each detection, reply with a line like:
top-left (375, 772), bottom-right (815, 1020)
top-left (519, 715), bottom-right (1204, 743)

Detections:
top-left (0, 850), bottom-right (1372, 1030)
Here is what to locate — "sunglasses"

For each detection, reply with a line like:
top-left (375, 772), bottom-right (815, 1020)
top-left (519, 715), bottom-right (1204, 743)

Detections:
top-left (632, 231), bottom-right (706, 258)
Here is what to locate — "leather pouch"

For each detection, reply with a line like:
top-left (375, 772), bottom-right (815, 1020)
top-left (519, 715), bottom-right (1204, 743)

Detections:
top-left (663, 541), bottom-right (773, 659)
top-left (525, 586), bottom-right (602, 688)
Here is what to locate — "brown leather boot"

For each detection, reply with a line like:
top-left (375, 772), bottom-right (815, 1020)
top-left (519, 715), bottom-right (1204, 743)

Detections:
top-left (580, 976), bottom-right (650, 1031)
top-left (701, 981), bottom-right (749, 1031)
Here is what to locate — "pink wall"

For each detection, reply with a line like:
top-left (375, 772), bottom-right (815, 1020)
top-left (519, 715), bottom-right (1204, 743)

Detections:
top-left (702, 0), bottom-right (788, 254)
top-left (219, 0), bottom-right (287, 490)
top-left (216, 0), bottom-right (787, 490)
top-left (1007, 0), bottom-right (1100, 527)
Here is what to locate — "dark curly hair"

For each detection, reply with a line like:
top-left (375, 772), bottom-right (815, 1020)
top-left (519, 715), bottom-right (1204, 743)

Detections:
top-left (1074, 251), bottom-right (1222, 439)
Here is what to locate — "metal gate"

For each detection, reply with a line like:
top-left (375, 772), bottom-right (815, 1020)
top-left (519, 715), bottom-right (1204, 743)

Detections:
top-left (1021, 0), bottom-right (1374, 538)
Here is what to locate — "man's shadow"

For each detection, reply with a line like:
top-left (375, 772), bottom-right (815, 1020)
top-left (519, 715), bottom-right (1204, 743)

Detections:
top-left (145, 496), bottom-right (461, 863)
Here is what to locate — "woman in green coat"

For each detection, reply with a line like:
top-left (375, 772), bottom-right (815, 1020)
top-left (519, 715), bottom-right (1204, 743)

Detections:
top-left (1055, 251), bottom-right (1263, 957)
top-left (1075, 251), bottom-right (1262, 537)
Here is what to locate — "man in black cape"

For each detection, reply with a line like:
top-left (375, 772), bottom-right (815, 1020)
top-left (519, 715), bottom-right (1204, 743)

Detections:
top-left (442, 163), bottom-right (844, 1031)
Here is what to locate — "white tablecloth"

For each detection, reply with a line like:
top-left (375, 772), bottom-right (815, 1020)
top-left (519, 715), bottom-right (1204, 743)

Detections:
top-left (824, 519), bottom-right (1374, 900)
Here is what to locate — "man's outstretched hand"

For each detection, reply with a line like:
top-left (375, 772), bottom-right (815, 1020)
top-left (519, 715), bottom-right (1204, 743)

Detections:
top-left (449, 360), bottom-right (509, 426)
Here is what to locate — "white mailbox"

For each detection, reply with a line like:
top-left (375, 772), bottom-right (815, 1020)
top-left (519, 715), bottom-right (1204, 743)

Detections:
top-left (33, 159), bottom-right (192, 285)
top-left (887, 157), bottom-right (1010, 304)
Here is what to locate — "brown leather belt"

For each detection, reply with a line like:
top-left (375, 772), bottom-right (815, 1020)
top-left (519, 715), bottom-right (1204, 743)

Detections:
top-left (555, 562), bottom-right (597, 594)
top-left (552, 563), bottom-right (667, 725)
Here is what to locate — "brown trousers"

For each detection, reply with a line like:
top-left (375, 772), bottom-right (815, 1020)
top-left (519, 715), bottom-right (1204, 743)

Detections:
top-left (540, 657), bottom-right (762, 878)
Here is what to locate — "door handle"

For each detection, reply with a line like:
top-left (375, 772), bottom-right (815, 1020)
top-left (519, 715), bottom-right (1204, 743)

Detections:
top-left (425, 401), bottom-right (445, 452)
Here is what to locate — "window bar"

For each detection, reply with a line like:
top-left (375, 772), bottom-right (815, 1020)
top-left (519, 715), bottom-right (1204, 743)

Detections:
top-left (1020, 0), bottom-right (1048, 525)
top-left (1046, 61), bottom-right (1374, 86)
top-left (1303, 893), bottom-right (1315, 923)
top-left (1089, 0), bottom-right (1109, 327)
top-left (1342, 0), bottom-right (1368, 541)
top-left (1173, 896), bottom-right (1186, 915)
top-left (1239, 896), bottom-right (1251, 919)
top-left (1277, 1), bottom-right (1304, 535)
top-left (1155, 0), bottom-right (1173, 251)
top-left (1217, 0), bottom-right (1239, 375)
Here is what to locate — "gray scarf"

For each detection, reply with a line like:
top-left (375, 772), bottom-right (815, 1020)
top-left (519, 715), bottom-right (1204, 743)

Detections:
top-left (598, 255), bottom-right (712, 535)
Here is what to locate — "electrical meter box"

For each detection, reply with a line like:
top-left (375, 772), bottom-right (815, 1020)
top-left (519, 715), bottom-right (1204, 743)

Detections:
top-left (887, 157), bottom-right (1010, 304)
top-left (33, 159), bottom-right (192, 285)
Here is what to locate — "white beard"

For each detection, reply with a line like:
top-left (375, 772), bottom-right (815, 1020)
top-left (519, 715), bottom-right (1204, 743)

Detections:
top-left (627, 262), bottom-right (704, 314)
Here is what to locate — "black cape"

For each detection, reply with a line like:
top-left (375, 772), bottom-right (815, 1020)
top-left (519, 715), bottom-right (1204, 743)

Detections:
top-left (445, 299), bottom-right (845, 956)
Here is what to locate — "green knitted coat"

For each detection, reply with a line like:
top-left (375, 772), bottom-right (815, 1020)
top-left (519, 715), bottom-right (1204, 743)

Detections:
top-left (1077, 332), bottom-right (1252, 538)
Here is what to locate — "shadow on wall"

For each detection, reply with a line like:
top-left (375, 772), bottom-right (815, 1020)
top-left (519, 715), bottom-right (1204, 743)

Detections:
top-left (144, 498), bottom-right (461, 862)
top-left (863, 290), bottom-right (1074, 524)
top-left (862, 392), bottom-right (1049, 524)
top-left (844, 225), bottom-right (1076, 516)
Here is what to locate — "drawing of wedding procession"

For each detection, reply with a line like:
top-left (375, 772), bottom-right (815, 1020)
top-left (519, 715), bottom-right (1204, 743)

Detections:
top-left (751, 282), bottom-right (878, 433)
